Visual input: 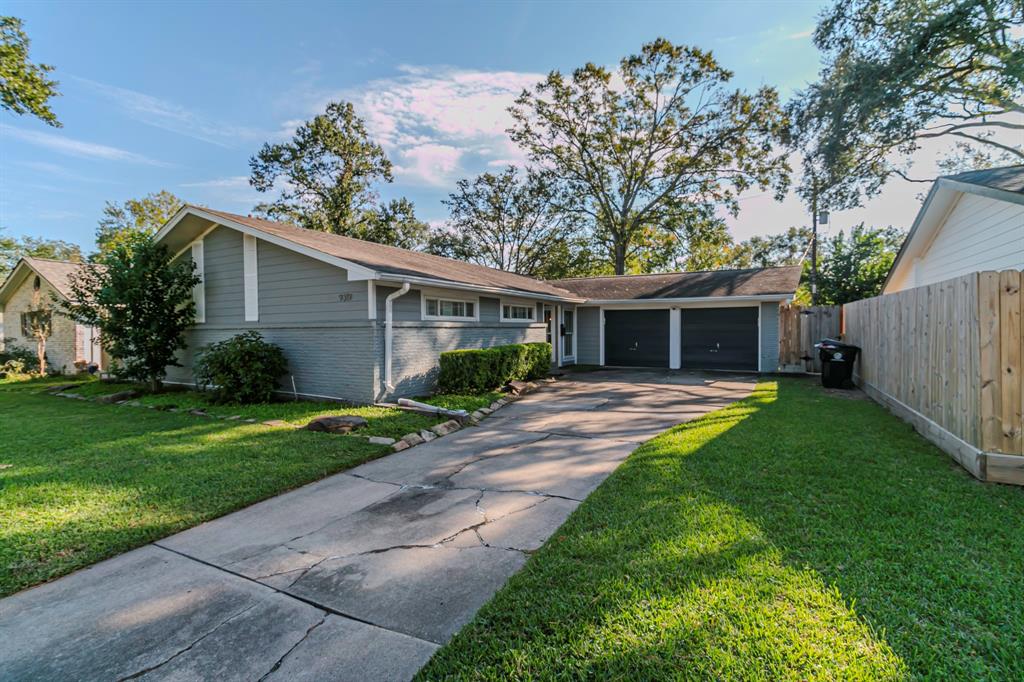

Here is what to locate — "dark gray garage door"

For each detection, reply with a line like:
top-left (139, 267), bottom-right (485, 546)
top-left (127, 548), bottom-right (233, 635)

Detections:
top-left (604, 310), bottom-right (669, 367)
top-left (681, 307), bottom-right (758, 371)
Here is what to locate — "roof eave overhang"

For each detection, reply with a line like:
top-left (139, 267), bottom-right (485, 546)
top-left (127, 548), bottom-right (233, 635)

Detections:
top-left (582, 294), bottom-right (793, 305)
top-left (155, 206), bottom-right (379, 280)
top-left (883, 177), bottom-right (1024, 294)
top-left (376, 275), bottom-right (584, 303)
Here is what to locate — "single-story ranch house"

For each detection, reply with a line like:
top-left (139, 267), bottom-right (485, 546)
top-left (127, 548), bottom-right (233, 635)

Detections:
top-left (155, 206), bottom-right (801, 403)
top-left (0, 257), bottom-right (106, 373)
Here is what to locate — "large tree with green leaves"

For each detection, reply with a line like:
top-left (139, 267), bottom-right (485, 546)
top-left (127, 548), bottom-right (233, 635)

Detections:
top-left (0, 16), bottom-right (59, 126)
top-left (508, 38), bottom-right (790, 275)
top-left (791, 0), bottom-right (1023, 207)
top-left (0, 228), bottom-right (81, 279)
top-left (63, 239), bottom-right (200, 391)
top-left (94, 190), bottom-right (184, 258)
top-left (729, 227), bottom-right (812, 269)
top-left (434, 166), bottom-right (581, 276)
top-left (249, 100), bottom-right (427, 247)
top-left (816, 224), bottom-right (905, 305)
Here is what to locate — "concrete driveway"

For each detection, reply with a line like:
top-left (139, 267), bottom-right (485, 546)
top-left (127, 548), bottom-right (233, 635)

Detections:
top-left (0, 369), bottom-right (754, 681)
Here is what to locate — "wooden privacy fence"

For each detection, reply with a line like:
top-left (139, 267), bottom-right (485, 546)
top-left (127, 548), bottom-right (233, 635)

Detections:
top-left (778, 305), bottom-right (842, 372)
top-left (843, 270), bottom-right (1023, 485)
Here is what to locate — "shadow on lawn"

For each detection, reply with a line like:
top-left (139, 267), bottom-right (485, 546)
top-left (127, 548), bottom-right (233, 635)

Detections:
top-left (420, 378), bottom-right (1024, 681)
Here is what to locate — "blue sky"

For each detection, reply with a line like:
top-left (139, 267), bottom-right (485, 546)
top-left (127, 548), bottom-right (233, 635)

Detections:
top-left (1, 0), bottom-right (930, 253)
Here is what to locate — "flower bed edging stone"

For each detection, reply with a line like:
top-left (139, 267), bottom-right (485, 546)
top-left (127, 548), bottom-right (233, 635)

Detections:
top-left (48, 375), bottom-right (556, 453)
top-left (387, 376), bottom-right (553, 453)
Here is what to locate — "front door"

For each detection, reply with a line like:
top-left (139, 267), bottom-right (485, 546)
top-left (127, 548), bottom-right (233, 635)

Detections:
top-left (543, 305), bottom-right (556, 362)
top-left (560, 307), bottom-right (575, 364)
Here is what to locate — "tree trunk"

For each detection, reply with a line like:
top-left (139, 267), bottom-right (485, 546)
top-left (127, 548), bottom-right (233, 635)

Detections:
top-left (36, 337), bottom-right (46, 376)
top-left (150, 377), bottom-right (161, 394)
top-left (613, 240), bottom-right (627, 275)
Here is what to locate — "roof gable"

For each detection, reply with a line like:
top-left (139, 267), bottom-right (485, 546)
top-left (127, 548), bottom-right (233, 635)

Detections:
top-left (884, 165), bottom-right (1024, 292)
top-left (156, 206), bottom-right (581, 301)
top-left (0, 257), bottom-right (99, 305)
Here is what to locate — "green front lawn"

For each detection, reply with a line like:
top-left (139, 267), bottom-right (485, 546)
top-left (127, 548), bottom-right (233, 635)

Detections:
top-left (419, 378), bottom-right (1024, 680)
top-left (63, 380), bottom-right (441, 438)
top-left (0, 380), bottom-right (391, 597)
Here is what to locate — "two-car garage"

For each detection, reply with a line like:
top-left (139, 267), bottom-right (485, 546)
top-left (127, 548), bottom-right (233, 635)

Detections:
top-left (602, 307), bottom-right (759, 371)
top-left (551, 266), bottom-right (802, 374)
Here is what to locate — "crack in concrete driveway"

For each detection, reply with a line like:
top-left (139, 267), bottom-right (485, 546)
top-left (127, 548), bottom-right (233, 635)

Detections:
top-left (0, 369), bottom-right (753, 680)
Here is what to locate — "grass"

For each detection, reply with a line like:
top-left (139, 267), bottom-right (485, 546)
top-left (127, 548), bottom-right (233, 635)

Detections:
top-left (0, 379), bottom-right (392, 597)
top-left (419, 390), bottom-right (504, 413)
top-left (64, 380), bottom-right (441, 439)
top-left (418, 378), bottom-right (1024, 680)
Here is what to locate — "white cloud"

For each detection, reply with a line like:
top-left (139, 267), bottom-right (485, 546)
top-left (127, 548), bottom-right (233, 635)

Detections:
top-left (74, 77), bottom-right (273, 148)
top-left (1, 124), bottom-right (169, 166)
top-left (786, 28), bottom-right (814, 40)
top-left (393, 143), bottom-right (464, 187)
top-left (180, 175), bottom-right (264, 207)
top-left (334, 65), bottom-right (542, 185)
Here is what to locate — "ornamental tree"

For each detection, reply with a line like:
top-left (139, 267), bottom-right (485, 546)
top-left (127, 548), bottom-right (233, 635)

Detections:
top-left (62, 237), bottom-right (200, 392)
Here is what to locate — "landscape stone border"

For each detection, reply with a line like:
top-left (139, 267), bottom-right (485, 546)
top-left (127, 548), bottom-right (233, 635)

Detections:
top-left (44, 377), bottom-right (555, 452)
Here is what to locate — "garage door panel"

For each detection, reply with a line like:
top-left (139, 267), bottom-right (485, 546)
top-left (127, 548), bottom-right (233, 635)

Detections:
top-left (681, 307), bottom-right (758, 371)
top-left (604, 310), bottom-right (669, 367)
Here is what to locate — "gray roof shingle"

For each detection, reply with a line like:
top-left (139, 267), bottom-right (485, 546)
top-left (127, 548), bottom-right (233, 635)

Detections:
top-left (200, 208), bottom-right (578, 299)
top-left (946, 165), bottom-right (1024, 194)
top-left (551, 266), bottom-right (802, 300)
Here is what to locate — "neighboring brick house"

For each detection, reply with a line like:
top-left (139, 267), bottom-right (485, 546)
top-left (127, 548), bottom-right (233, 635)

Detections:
top-left (156, 206), bottom-right (800, 403)
top-left (0, 257), bottom-right (105, 374)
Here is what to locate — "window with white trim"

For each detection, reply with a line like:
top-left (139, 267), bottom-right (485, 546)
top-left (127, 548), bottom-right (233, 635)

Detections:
top-left (423, 296), bottom-right (477, 321)
top-left (500, 301), bottom-right (536, 322)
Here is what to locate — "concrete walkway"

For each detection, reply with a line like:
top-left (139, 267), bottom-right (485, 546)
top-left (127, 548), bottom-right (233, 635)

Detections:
top-left (0, 370), bottom-right (754, 681)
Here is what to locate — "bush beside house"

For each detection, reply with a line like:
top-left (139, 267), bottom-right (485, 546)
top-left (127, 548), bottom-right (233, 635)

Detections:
top-left (438, 342), bottom-right (550, 393)
top-left (195, 331), bottom-right (288, 404)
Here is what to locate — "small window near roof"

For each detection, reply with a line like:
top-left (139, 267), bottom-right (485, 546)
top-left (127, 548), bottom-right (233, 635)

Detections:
top-left (501, 302), bottom-right (536, 322)
top-left (424, 296), bottom-right (476, 320)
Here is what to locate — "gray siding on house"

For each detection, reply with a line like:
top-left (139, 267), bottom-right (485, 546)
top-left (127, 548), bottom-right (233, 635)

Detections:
top-left (166, 325), bottom-right (378, 403)
top-left (202, 227), bottom-right (245, 325)
top-left (760, 301), bottom-right (780, 372)
top-left (384, 321), bottom-right (546, 400)
top-left (576, 306), bottom-right (601, 365)
top-left (257, 239), bottom-right (369, 325)
top-left (166, 225), bottom-right (378, 403)
top-left (374, 283), bottom-right (548, 400)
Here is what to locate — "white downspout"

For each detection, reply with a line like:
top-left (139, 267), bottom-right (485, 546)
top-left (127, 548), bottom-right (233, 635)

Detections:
top-left (384, 282), bottom-right (410, 393)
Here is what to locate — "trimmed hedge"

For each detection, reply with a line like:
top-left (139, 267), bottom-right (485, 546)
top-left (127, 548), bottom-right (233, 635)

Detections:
top-left (438, 342), bottom-right (551, 394)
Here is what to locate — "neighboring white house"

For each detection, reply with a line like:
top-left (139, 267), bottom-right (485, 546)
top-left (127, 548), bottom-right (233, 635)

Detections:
top-left (884, 165), bottom-right (1024, 294)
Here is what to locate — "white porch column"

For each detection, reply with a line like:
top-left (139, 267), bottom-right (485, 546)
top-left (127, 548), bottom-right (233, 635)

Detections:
top-left (669, 308), bottom-right (681, 369)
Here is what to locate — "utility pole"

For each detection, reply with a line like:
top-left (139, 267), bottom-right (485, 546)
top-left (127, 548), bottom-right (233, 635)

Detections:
top-left (810, 189), bottom-right (818, 306)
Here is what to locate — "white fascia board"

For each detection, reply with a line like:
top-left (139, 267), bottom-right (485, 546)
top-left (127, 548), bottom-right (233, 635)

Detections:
top-left (157, 207), bottom-right (379, 281)
top-left (882, 183), bottom-right (960, 292)
top-left (941, 178), bottom-right (1024, 207)
top-left (375, 275), bottom-right (584, 303)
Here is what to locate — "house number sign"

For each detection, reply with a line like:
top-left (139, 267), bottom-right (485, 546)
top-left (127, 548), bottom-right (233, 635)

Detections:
top-left (338, 293), bottom-right (353, 302)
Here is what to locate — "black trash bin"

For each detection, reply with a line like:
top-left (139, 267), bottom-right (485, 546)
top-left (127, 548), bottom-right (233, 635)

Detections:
top-left (815, 338), bottom-right (860, 389)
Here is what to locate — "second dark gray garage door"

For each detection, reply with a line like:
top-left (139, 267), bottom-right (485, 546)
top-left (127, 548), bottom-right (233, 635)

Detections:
top-left (681, 307), bottom-right (758, 371)
top-left (604, 309), bottom-right (669, 367)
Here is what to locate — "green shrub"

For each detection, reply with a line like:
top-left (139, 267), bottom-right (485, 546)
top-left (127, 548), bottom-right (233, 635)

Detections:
top-left (438, 342), bottom-right (551, 393)
top-left (0, 341), bottom-right (38, 367)
top-left (195, 331), bottom-right (288, 404)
